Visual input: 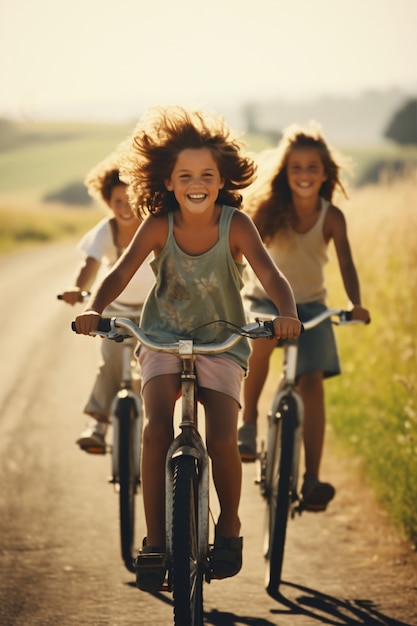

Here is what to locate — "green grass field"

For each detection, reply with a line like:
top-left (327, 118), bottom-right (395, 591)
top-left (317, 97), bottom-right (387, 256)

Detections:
top-left (1, 121), bottom-right (416, 547)
top-left (0, 120), bottom-right (134, 197)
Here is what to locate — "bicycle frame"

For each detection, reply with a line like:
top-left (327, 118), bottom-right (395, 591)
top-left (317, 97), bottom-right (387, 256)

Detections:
top-left (164, 339), bottom-right (210, 571)
top-left (85, 315), bottom-right (274, 624)
top-left (64, 294), bottom-right (144, 574)
top-left (246, 307), bottom-right (366, 594)
top-left (96, 304), bottom-right (144, 574)
top-left (263, 341), bottom-right (304, 512)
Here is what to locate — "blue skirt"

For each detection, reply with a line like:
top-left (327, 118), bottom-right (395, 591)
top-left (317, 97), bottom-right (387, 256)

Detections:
top-left (244, 297), bottom-right (341, 380)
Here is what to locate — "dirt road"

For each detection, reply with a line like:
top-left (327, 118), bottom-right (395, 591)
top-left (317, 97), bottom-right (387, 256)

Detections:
top-left (0, 243), bottom-right (416, 625)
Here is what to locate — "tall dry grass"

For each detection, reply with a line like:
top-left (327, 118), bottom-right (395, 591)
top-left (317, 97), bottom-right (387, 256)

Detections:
top-left (325, 171), bottom-right (417, 546)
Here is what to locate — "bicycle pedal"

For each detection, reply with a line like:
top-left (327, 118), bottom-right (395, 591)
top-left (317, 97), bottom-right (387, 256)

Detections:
top-left (301, 500), bottom-right (328, 513)
top-left (239, 452), bottom-right (257, 463)
top-left (135, 552), bottom-right (165, 567)
top-left (80, 446), bottom-right (106, 455)
top-left (134, 551), bottom-right (167, 593)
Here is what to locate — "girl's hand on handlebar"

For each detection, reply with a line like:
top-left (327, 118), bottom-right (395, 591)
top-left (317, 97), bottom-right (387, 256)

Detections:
top-left (59, 288), bottom-right (85, 306)
top-left (74, 311), bottom-right (101, 335)
top-left (350, 305), bottom-right (371, 324)
top-left (272, 316), bottom-right (303, 339)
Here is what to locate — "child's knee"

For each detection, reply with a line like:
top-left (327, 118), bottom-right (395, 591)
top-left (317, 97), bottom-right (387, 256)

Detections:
top-left (143, 420), bottom-right (173, 449)
top-left (207, 434), bottom-right (237, 460)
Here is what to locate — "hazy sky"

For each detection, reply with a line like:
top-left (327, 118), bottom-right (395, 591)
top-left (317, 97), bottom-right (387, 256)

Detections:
top-left (1, 0), bottom-right (416, 122)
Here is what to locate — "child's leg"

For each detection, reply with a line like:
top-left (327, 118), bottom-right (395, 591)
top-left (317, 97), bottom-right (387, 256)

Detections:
top-left (76, 338), bottom-right (123, 449)
top-left (202, 388), bottom-right (241, 537)
top-left (298, 370), bottom-right (325, 480)
top-left (241, 338), bottom-right (276, 424)
top-left (298, 370), bottom-right (335, 506)
top-left (141, 373), bottom-right (180, 547)
top-left (84, 338), bottom-right (123, 422)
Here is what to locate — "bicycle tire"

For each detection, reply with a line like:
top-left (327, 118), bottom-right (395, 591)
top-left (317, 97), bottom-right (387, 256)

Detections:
top-left (262, 392), bottom-right (282, 557)
top-left (171, 455), bottom-right (204, 626)
top-left (117, 396), bottom-right (138, 573)
top-left (266, 394), bottom-right (297, 594)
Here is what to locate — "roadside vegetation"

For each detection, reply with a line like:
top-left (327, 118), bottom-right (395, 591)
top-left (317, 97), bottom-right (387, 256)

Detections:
top-left (325, 172), bottom-right (417, 548)
top-left (0, 205), bottom-right (103, 254)
top-left (1, 120), bottom-right (416, 547)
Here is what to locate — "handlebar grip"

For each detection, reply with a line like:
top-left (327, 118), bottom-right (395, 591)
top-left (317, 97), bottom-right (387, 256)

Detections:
top-left (263, 320), bottom-right (304, 336)
top-left (342, 310), bottom-right (370, 324)
top-left (97, 318), bottom-right (111, 332)
top-left (70, 318), bottom-right (112, 333)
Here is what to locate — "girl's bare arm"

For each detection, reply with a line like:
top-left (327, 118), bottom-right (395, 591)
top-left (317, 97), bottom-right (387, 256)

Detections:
top-left (74, 217), bottom-right (163, 334)
top-left (231, 212), bottom-right (301, 337)
top-left (326, 207), bottom-right (370, 322)
top-left (61, 256), bottom-right (100, 305)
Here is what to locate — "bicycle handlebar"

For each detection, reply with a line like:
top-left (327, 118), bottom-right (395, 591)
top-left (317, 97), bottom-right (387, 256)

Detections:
top-left (71, 317), bottom-right (278, 355)
top-left (245, 307), bottom-right (369, 332)
top-left (58, 293), bottom-right (143, 319)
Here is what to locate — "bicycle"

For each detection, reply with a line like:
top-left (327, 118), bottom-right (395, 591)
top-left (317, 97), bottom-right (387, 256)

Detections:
top-left (60, 293), bottom-right (143, 574)
top-left (74, 314), bottom-right (275, 626)
top-left (246, 307), bottom-right (368, 596)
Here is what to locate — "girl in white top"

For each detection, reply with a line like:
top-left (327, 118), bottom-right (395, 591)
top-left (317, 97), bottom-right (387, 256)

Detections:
top-left (60, 153), bottom-right (154, 450)
top-left (240, 124), bottom-right (370, 507)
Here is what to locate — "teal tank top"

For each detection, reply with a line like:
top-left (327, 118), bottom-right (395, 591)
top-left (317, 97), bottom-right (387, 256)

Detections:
top-left (140, 204), bottom-right (250, 370)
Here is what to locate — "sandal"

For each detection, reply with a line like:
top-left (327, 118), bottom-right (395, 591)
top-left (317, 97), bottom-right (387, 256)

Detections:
top-left (134, 539), bottom-right (166, 593)
top-left (210, 530), bottom-right (243, 579)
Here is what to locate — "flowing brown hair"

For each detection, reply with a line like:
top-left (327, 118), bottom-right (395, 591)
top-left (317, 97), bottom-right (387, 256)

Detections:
top-left (84, 150), bottom-right (127, 207)
top-left (119, 106), bottom-right (257, 219)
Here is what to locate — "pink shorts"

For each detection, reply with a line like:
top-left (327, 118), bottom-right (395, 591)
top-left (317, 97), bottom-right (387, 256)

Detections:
top-left (138, 347), bottom-right (245, 406)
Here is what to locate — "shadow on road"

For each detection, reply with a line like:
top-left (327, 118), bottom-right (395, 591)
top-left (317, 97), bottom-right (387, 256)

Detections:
top-left (126, 579), bottom-right (412, 625)
top-left (267, 580), bottom-right (412, 626)
top-left (204, 609), bottom-right (276, 625)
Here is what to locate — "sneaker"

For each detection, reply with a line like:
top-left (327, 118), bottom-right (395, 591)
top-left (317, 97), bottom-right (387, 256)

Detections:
top-left (238, 422), bottom-right (257, 462)
top-left (76, 420), bottom-right (107, 453)
top-left (134, 539), bottom-right (166, 593)
top-left (301, 476), bottom-right (335, 510)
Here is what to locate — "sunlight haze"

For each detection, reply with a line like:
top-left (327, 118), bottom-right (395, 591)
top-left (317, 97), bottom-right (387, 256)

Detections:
top-left (0, 0), bottom-right (416, 122)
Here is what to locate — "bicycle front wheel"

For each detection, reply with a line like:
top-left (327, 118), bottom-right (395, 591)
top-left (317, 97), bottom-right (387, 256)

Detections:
top-left (117, 396), bottom-right (138, 573)
top-left (266, 394), bottom-right (297, 594)
top-left (171, 455), bottom-right (204, 626)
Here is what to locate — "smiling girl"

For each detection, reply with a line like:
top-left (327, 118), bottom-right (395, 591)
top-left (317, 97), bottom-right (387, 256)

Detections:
top-left (74, 106), bottom-right (302, 591)
top-left (239, 124), bottom-right (370, 508)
